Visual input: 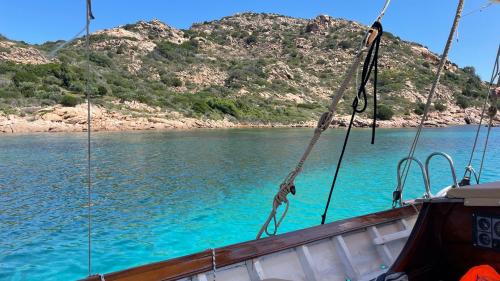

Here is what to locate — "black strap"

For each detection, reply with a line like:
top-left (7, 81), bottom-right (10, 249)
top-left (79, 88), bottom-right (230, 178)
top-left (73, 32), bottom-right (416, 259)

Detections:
top-left (321, 21), bottom-right (383, 225)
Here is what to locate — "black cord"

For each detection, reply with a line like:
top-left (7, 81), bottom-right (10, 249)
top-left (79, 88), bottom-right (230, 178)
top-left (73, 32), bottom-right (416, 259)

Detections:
top-left (321, 21), bottom-right (383, 225)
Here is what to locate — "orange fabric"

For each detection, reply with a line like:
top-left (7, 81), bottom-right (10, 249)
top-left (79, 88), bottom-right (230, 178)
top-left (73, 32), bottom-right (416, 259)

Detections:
top-left (460, 265), bottom-right (500, 281)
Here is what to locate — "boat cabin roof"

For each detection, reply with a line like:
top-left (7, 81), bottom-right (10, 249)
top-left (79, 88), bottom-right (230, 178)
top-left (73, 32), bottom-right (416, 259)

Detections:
top-left (446, 181), bottom-right (500, 206)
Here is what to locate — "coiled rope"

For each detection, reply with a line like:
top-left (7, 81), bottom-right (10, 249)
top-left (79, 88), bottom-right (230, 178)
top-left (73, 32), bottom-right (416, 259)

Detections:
top-left (393, 0), bottom-right (464, 207)
top-left (320, 21), bottom-right (383, 225)
top-left (256, 0), bottom-right (392, 239)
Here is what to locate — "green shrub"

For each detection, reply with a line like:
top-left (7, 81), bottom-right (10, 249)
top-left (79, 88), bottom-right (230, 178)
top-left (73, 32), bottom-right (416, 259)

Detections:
top-left (463, 66), bottom-right (476, 75)
top-left (161, 75), bottom-right (183, 87)
top-left (297, 102), bottom-right (321, 109)
top-left (376, 104), bottom-right (394, 120)
top-left (116, 44), bottom-right (126, 54)
top-left (414, 102), bottom-right (426, 115)
top-left (245, 34), bottom-right (257, 45)
top-left (207, 98), bottom-right (240, 117)
top-left (444, 71), bottom-right (459, 81)
top-left (456, 95), bottom-right (470, 109)
top-left (434, 102), bottom-right (446, 112)
top-left (60, 93), bottom-right (81, 107)
top-left (97, 85), bottom-right (108, 96)
top-left (461, 84), bottom-right (482, 98)
top-left (338, 40), bottom-right (353, 50)
top-left (156, 40), bottom-right (198, 61)
top-left (18, 82), bottom-right (37, 97)
top-left (89, 52), bottom-right (112, 67)
top-left (192, 100), bottom-right (211, 114)
top-left (378, 69), bottom-right (405, 93)
top-left (225, 60), bottom-right (267, 88)
top-left (13, 71), bottom-right (38, 86)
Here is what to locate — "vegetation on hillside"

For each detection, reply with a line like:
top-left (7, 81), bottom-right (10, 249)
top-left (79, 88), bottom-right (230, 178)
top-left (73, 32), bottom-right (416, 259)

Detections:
top-left (0, 14), bottom-right (488, 123)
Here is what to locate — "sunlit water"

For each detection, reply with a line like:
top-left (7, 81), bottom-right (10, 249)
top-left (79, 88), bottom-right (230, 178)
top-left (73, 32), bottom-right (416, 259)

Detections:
top-left (1, 126), bottom-right (499, 280)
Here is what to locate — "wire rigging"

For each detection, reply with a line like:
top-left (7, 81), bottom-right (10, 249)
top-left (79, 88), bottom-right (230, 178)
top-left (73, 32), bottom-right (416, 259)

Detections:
top-left (454, 0), bottom-right (498, 42)
top-left (48, 26), bottom-right (87, 59)
top-left (393, 0), bottom-right (465, 208)
top-left (85, 0), bottom-right (94, 277)
top-left (462, 46), bottom-right (499, 183)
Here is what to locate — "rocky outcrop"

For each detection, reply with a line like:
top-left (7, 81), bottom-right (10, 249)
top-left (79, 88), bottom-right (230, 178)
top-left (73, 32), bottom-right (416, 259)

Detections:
top-left (0, 101), bottom-right (496, 134)
top-left (305, 15), bottom-right (336, 33)
top-left (0, 41), bottom-right (50, 64)
top-left (125, 19), bottom-right (186, 44)
top-left (0, 102), bottom-right (239, 133)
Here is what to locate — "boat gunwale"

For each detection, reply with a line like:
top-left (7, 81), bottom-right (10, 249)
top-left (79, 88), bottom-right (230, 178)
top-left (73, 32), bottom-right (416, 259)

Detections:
top-left (81, 205), bottom-right (420, 281)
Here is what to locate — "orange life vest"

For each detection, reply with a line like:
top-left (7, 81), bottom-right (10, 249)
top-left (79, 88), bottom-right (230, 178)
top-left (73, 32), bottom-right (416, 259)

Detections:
top-left (460, 265), bottom-right (500, 281)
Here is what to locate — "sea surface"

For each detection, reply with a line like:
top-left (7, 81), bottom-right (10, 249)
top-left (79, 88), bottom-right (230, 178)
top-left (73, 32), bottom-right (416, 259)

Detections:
top-left (1, 126), bottom-right (499, 280)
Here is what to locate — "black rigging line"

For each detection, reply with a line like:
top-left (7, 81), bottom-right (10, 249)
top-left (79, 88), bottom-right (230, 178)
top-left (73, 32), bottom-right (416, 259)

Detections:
top-left (320, 21), bottom-right (383, 225)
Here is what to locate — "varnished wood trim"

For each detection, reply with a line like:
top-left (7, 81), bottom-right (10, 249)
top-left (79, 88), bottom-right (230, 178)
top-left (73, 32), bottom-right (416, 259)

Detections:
top-left (81, 205), bottom-right (419, 281)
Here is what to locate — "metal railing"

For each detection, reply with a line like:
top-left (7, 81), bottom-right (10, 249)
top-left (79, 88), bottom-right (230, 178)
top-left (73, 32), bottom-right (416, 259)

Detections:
top-left (394, 152), bottom-right (459, 207)
top-left (425, 152), bottom-right (459, 189)
top-left (396, 156), bottom-right (431, 205)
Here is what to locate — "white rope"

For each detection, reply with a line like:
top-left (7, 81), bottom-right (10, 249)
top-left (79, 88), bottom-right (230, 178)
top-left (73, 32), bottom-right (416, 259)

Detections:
top-left (212, 248), bottom-right (217, 281)
top-left (376, 0), bottom-right (391, 22)
top-left (256, 0), bottom-right (392, 239)
top-left (399, 0), bottom-right (465, 194)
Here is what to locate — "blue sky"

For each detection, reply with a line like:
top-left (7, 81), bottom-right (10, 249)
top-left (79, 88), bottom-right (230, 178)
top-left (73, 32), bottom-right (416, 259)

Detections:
top-left (0, 0), bottom-right (498, 79)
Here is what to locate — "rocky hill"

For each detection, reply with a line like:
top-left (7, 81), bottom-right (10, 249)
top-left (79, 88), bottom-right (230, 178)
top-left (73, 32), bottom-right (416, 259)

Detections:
top-left (0, 13), bottom-right (491, 132)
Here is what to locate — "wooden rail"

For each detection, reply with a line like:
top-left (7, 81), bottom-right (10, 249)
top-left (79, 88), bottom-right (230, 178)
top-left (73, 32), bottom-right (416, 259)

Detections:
top-left (81, 205), bottom-right (419, 281)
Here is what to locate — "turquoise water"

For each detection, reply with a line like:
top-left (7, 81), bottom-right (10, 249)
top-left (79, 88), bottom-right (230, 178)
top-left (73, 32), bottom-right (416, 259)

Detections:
top-left (1, 126), bottom-right (499, 280)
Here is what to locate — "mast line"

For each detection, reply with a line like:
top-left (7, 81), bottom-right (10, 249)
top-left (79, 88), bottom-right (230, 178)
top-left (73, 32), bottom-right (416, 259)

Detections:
top-left (85, 0), bottom-right (92, 276)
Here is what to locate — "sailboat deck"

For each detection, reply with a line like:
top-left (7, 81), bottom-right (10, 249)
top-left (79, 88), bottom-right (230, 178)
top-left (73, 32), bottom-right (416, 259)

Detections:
top-left (83, 205), bottom-right (419, 281)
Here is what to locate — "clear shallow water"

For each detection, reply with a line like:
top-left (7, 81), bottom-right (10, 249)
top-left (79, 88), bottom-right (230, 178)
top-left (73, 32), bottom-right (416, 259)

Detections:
top-left (1, 126), bottom-right (499, 280)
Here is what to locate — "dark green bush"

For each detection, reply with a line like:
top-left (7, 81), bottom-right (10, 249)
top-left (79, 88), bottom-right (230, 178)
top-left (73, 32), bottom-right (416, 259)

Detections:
top-left (338, 40), bottom-right (353, 50)
top-left (376, 104), bottom-right (394, 120)
top-left (456, 95), bottom-right (470, 109)
top-left (156, 40), bottom-right (198, 61)
top-left (414, 102), bottom-right (426, 115)
top-left (463, 66), bottom-right (476, 75)
top-left (378, 70), bottom-right (405, 93)
top-left (89, 52), bottom-right (112, 67)
top-left (161, 75), bottom-right (183, 87)
top-left (192, 100), bottom-right (211, 114)
top-left (225, 60), bottom-right (267, 88)
top-left (245, 34), bottom-right (257, 45)
top-left (13, 71), bottom-right (38, 86)
top-left (97, 85), bottom-right (108, 96)
top-left (461, 84), bottom-right (482, 98)
top-left (434, 102), bottom-right (446, 112)
top-left (207, 98), bottom-right (240, 117)
top-left (60, 93), bottom-right (81, 107)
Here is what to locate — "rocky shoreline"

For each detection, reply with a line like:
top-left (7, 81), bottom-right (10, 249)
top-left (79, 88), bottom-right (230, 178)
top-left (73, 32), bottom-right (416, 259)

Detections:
top-left (0, 101), bottom-right (496, 134)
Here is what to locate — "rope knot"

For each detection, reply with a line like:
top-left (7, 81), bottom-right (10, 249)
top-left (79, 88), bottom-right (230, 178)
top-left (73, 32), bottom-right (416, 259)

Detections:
top-left (274, 181), bottom-right (295, 207)
top-left (317, 112), bottom-right (334, 131)
top-left (364, 21), bottom-right (382, 47)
